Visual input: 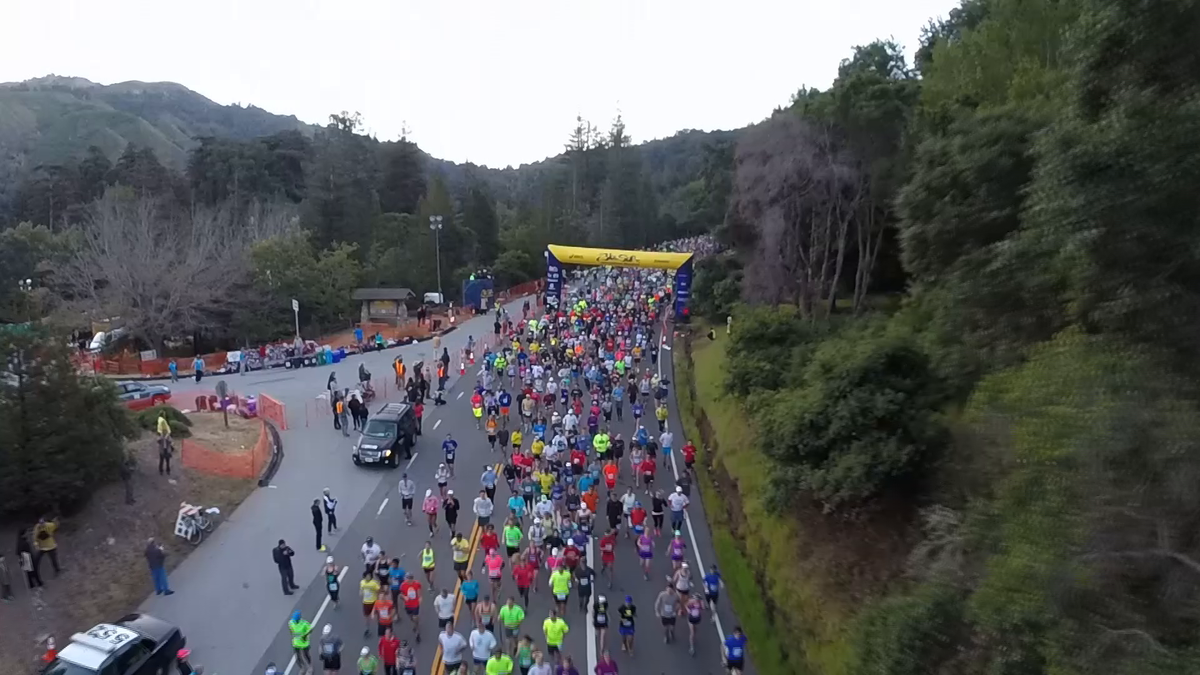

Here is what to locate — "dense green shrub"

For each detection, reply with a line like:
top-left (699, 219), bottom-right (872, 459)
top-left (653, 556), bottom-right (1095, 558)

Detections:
top-left (724, 305), bottom-right (840, 396)
top-left (691, 254), bottom-right (742, 319)
top-left (756, 328), bottom-right (948, 510)
top-left (848, 583), bottom-right (964, 675)
top-left (132, 404), bottom-right (193, 438)
top-left (0, 328), bottom-right (137, 517)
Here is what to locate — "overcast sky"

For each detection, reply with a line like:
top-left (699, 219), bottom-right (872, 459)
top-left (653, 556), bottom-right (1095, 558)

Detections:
top-left (3, 0), bottom-right (956, 168)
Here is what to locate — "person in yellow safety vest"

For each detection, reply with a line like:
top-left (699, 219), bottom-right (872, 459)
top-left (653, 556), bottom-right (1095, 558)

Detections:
top-left (394, 358), bottom-right (406, 387)
top-left (289, 610), bottom-right (313, 674)
top-left (334, 395), bottom-right (348, 437)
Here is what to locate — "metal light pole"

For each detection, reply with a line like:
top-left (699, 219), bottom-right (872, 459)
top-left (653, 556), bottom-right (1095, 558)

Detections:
top-left (429, 215), bottom-right (444, 302)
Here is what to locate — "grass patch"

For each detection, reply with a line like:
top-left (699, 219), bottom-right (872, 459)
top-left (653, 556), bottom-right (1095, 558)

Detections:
top-left (187, 413), bottom-right (263, 453)
top-left (677, 329), bottom-right (855, 675)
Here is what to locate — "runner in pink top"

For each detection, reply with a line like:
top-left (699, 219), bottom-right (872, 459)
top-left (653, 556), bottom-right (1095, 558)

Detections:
top-left (594, 649), bottom-right (619, 674)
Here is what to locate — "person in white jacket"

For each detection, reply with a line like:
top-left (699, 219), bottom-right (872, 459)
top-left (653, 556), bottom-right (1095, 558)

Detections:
top-left (473, 491), bottom-right (494, 528)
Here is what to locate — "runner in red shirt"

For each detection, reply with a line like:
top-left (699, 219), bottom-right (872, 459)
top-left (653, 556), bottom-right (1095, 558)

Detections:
top-left (513, 556), bottom-right (536, 605)
top-left (639, 456), bottom-right (656, 490)
top-left (630, 504), bottom-right (648, 535)
top-left (398, 574), bottom-right (422, 641)
top-left (480, 526), bottom-right (500, 554)
top-left (379, 627), bottom-right (400, 670)
top-left (599, 529), bottom-right (617, 587)
top-left (682, 441), bottom-right (697, 474)
top-left (563, 542), bottom-right (581, 571)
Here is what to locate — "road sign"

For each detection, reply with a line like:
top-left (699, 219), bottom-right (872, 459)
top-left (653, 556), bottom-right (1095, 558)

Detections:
top-left (291, 299), bottom-right (299, 312)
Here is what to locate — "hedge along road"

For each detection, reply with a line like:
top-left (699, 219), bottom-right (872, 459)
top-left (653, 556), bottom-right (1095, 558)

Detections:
top-left (137, 297), bottom-right (531, 675)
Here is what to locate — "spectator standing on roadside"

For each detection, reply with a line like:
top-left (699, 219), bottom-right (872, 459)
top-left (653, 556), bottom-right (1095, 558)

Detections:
top-left (324, 488), bottom-right (339, 532)
top-left (32, 516), bottom-right (61, 576)
top-left (16, 530), bottom-right (40, 589)
top-left (168, 359), bottom-right (178, 382)
top-left (145, 538), bottom-right (173, 596)
top-left (312, 499), bottom-right (325, 551)
top-left (119, 450), bottom-right (137, 505)
top-left (0, 553), bottom-right (15, 601)
top-left (274, 539), bottom-right (300, 595)
top-left (193, 355), bottom-right (205, 383)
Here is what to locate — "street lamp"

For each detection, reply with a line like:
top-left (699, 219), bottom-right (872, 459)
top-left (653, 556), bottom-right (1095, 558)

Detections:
top-left (429, 215), bottom-right (444, 302)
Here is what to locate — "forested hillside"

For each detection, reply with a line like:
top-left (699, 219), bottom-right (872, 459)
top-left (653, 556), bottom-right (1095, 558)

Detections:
top-left (685, 0), bottom-right (1200, 673)
top-left (1, 96), bottom-right (734, 350)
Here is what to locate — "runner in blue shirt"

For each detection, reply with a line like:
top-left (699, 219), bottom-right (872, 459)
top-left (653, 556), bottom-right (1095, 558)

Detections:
top-left (443, 435), bottom-right (458, 463)
top-left (724, 627), bottom-right (747, 674)
top-left (703, 565), bottom-right (723, 614)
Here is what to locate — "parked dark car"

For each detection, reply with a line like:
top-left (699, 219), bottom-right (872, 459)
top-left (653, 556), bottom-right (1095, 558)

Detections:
top-left (116, 382), bottom-right (172, 411)
top-left (353, 402), bottom-right (417, 468)
top-left (43, 613), bottom-right (186, 675)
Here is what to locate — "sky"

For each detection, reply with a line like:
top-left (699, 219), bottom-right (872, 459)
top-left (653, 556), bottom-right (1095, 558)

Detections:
top-left (2, 0), bottom-right (958, 169)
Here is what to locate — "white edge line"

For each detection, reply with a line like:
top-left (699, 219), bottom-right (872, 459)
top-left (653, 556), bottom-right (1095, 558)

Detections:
top-left (405, 452), bottom-right (419, 470)
top-left (669, 438), bottom-right (727, 645)
top-left (283, 565), bottom-right (349, 675)
top-left (377, 497), bottom-right (389, 517)
top-left (586, 537), bottom-right (598, 674)
top-left (662, 322), bottom-right (728, 645)
top-left (433, 419), bottom-right (443, 431)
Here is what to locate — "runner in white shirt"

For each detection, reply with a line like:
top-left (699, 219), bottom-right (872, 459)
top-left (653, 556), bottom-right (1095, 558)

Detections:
top-left (435, 589), bottom-right (457, 628)
top-left (398, 474), bottom-right (417, 526)
top-left (469, 625), bottom-right (497, 667)
top-left (620, 488), bottom-right (637, 529)
top-left (438, 625), bottom-right (468, 674)
top-left (362, 537), bottom-right (382, 567)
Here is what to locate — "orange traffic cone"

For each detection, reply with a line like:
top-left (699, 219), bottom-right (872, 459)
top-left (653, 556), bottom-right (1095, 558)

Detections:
top-left (459, 361), bottom-right (466, 376)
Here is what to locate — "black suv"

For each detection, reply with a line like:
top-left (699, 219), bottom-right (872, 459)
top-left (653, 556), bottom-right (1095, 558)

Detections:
top-left (43, 614), bottom-right (185, 675)
top-left (353, 402), bottom-right (417, 468)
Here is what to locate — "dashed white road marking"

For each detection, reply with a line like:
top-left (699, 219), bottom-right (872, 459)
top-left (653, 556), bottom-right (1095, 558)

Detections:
top-left (433, 419), bottom-right (443, 431)
top-left (457, 392), bottom-right (464, 400)
top-left (405, 452), bottom-right (419, 470)
top-left (376, 498), bottom-right (389, 517)
top-left (283, 565), bottom-right (348, 675)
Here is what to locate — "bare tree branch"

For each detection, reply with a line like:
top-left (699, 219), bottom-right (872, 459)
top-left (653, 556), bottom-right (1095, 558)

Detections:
top-left (57, 189), bottom-right (298, 347)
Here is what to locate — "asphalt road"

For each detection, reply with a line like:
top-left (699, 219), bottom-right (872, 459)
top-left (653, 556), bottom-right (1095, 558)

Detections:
top-left (248, 322), bottom-right (753, 675)
top-left (138, 299), bottom-right (531, 675)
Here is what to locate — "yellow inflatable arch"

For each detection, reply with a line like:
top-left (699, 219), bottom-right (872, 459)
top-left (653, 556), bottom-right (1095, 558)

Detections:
top-left (544, 244), bottom-right (694, 318)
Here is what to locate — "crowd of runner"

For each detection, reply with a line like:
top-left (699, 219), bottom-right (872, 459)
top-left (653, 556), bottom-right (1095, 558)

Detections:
top-left (282, 241), bottom-right (747, 675)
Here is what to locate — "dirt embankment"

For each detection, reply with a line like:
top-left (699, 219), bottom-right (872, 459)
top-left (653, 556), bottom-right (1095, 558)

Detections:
top-left (0, 421), bottom-right (257, 675)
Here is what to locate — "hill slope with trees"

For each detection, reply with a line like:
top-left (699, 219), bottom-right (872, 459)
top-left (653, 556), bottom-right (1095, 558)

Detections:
top-left (685, 0), bottom-right (1200, 673)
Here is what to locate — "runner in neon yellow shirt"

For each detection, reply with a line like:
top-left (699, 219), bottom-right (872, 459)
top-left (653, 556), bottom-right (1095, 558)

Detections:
top-left (549, 567), bottom-right (572, 615)
top-left (542, 611), bottom-right (569, 660)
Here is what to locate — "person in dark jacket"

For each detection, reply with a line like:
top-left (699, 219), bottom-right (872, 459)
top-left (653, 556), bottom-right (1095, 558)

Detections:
top-left (273, 539), bottom-right (300, 595)
top-left (145, 538), bottom-right (173, 595)
top-left (312, 500), bottom-right (324, 551)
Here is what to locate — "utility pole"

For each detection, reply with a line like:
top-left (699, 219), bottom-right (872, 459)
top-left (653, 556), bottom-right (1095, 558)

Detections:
top-left (429, 215), bottom-right (444, 302)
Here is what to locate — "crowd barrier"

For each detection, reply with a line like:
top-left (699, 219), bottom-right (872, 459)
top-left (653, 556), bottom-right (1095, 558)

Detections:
top-left (259, 394), bottom-right (287, 430)
top-left (79, 281), bottom-right (541, 379)
top-left (180, 420), bottom-right (271, 479)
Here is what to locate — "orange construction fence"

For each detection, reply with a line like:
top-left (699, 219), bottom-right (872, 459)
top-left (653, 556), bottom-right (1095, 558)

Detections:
top-left (181, 420), bottom-right (271, 479)
top-left (259, 394), bottom-right (287, 430)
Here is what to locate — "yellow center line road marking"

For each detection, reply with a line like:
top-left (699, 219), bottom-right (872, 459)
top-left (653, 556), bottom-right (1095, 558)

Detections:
top-left (431, 463), bottom-right (501, 675)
